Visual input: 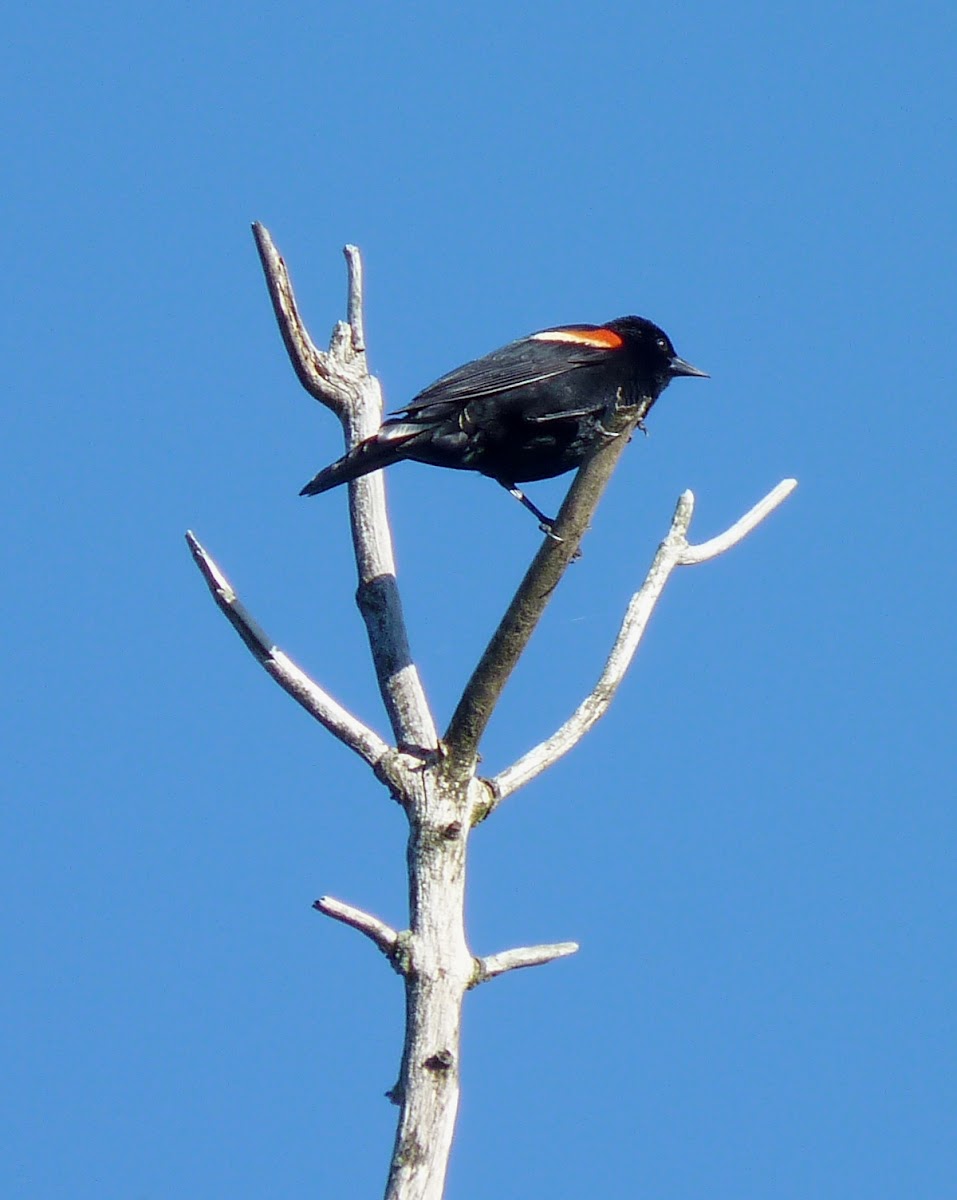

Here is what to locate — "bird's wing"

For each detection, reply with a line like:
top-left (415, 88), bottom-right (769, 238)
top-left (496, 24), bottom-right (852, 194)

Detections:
top-left (392, 333), bottom-right (612, 420)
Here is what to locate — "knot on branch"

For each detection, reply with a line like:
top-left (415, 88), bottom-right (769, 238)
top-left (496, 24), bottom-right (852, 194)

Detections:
top-left (390, 931), bottom-right (415, 977)
top-left (423, 1049), bottom-right (455, 1073)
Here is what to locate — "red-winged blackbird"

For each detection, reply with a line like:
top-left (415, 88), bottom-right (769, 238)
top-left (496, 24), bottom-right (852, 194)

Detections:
top-left (300, 315), bottom-right (707, 528)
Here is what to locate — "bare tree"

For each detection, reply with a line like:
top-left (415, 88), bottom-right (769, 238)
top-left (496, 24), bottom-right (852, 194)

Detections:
top-left (187, 226), bottom-right (796, 1200)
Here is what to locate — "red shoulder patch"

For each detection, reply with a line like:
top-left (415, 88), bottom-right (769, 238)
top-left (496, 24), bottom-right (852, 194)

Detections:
top-left (531, 327), bottom-right (624, 349)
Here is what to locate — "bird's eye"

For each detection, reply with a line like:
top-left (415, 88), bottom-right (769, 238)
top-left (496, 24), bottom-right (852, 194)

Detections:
top-left (656, 337), bottom-right (668, 351)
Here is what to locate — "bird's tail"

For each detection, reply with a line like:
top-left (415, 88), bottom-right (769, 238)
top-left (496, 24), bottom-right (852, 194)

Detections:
top-left (299, 427), bottom-right (415, 497)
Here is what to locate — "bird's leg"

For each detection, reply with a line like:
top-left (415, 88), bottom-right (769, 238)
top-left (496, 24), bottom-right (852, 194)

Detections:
top-left (501, 482), bottom-right (562, 541)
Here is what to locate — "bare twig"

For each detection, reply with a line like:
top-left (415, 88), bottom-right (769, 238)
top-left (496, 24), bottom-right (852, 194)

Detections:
top-left (677, 478), bottom-right (797, 564)
top-left (314, 895), bottom-right (400, 959)
top-left (475, 941), bottom-right (579, 985)
top-left (490, 479), bottom-right (798, 802)
top-left (251, 222), bottom-right (354, 411)
top-left (443, 398), bottom-right (653, 780)
top-left (252, 225), bottom-right (437, 753)
top-left (344, 244), bottom-right (366, 352)
top-left (186, 530), bottom-right (390, 770)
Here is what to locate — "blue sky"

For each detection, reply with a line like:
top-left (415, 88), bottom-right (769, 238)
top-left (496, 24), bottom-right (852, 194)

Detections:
top-left (3, 3), bottom-right (955, 1196)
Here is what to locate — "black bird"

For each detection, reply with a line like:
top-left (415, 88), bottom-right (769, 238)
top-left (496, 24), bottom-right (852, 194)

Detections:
top-left (300, 315), bottom-right (707, 529)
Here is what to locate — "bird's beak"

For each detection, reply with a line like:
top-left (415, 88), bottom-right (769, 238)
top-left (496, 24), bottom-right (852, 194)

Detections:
top-left (669, 355), bottom-right (709, 378)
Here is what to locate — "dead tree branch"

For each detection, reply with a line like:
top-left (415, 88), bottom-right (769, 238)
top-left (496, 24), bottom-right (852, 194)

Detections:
top-left (474, 941), bottom-right (580, 984)
top-left (442, 397), bottom-right (654, 780)
top-left (314, 895), bottom-right (401, 960)
top-left (185, 529), bottom-right (390, 770)
top-left (252, 224), bottom-right (436, 753)
top-left (490, 479), bottom-right (797, 803)
top-left (187, 228), bottom-right (797, 1200)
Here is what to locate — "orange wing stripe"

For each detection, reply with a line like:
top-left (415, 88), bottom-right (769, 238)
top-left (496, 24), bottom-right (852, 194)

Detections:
top-left (531, 327), bottom-right (624, 349)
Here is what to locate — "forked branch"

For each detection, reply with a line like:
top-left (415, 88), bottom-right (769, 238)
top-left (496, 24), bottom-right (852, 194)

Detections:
top-left (442, 399), bottom-right (654, 780)
top-left (490, 479), bottom-right (797, 803)
top-left (252, 225), bottom-right (437, 752)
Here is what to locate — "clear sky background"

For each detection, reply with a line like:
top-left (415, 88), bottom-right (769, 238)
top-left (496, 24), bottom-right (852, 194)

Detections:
top-left (3, 3), bottom-right (955, 1197)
